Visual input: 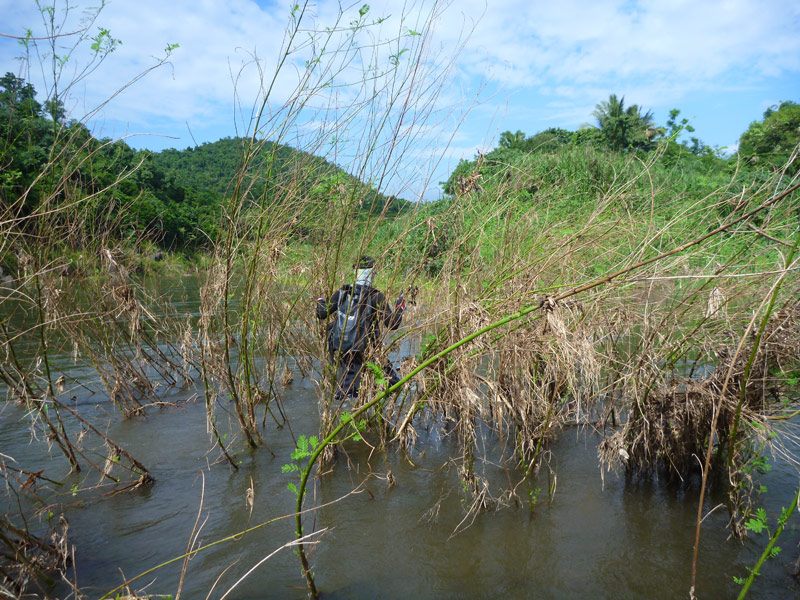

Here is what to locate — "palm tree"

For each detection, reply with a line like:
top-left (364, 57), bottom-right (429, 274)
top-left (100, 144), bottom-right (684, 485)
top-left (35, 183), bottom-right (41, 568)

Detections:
top-left (626, 104), bottom-right (663, 147)
top-left (593, 94), bottom-right (629, 150)
top-left (593, 94), bottom-right (660, 150)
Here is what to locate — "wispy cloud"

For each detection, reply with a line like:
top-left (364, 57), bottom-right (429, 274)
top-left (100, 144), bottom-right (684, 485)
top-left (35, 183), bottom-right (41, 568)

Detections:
top-left (444, 0), bottom-right (800, 87)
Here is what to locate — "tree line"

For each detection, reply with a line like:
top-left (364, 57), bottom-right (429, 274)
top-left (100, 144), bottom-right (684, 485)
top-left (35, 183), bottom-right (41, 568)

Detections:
top-left (443, 94), bottom-right (799, 196)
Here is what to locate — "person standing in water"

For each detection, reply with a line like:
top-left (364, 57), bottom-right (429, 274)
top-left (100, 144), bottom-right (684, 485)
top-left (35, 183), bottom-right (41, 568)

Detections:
top-left (316, 256), bottom-right (405, 402)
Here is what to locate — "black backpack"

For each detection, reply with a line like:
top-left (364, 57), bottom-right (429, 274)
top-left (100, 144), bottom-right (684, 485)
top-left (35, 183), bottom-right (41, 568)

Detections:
top-left (328, 286), bottom-right (372, 354)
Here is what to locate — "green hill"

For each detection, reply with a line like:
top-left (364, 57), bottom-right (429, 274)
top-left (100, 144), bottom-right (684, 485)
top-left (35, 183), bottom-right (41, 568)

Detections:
top-left (1, 71), bottom-right (409, 254)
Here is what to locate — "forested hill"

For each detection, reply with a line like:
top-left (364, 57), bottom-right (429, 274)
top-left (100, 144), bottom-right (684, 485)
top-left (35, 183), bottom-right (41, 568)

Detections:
top-left (1, 72), bottom-right (409, 253)
top-left (141, 136), bottom-right (410, 248)
top-left (149, 137), bottom-right (256, 199)
top-left (148, 137), bottom-right (410, 220)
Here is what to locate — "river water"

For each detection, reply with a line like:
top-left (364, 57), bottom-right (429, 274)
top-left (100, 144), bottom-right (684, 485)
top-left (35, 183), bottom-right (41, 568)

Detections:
top-left (2, 276), bottom-right (799, 599)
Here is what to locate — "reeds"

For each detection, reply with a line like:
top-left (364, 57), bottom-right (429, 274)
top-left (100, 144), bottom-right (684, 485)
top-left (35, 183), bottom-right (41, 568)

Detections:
top-left (0, 4), bottom-right (194, 594)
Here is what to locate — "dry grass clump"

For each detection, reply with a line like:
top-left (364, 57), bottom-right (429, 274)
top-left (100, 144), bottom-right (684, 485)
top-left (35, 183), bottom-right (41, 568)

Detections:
top-left (753, 297), bottom-right (800, 393)
top-left (490, 300), bottom-right (599, 464)
top-left (598, 380), bottom-right (748, 477)
top-left (388, 285), bottom-right (601, 483)
top-left (0, 458), bottom-right (71, 599)
top-left (599, 295), bottom-right (800, 479)
top-left (0, 514), bottom-right (70, 598)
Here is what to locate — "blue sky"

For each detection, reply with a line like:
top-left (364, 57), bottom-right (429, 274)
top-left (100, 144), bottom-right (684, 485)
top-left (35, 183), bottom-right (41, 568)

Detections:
top-left (2, 0), bottom-right (799, 201)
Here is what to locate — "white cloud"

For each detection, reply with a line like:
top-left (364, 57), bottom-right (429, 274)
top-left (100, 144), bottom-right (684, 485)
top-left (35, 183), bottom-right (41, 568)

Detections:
top-left (433, 0), bottom-right (800, 94)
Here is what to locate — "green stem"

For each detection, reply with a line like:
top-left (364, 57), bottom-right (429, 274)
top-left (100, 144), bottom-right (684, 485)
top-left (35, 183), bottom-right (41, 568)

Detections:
top-left (737, 488), bottom-right (799, 600)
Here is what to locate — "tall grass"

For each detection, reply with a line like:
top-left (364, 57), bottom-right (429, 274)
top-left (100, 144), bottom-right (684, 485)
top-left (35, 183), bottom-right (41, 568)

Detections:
top-left (282, 155), bottom-right (800, 596)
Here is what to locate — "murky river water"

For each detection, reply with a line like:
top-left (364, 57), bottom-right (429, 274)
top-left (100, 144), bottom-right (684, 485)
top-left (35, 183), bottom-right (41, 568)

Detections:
top-left (2, 276), bottom-right (800, 599)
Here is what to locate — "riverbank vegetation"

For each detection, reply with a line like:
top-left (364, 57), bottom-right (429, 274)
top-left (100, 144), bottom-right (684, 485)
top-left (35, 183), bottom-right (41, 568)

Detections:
top-left (2, 1), bottom-right (800, 598)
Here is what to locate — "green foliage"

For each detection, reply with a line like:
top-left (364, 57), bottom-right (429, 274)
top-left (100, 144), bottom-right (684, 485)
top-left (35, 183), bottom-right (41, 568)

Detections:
top-left (735, 496), bottom-right (797, 599)
top-left (0, 72), bottom-right (51, 204)
top-left (366, 361), bottom-right (387, 387)
top-left (592, 93), bottom-right (661, 151)
top-left (1, 73), bottom-right (410, 254)
top-left (290, 434), bottom-right (319, 461)
top-left (339, 411), bottom-right (368, 442)
top-left (739, 101), bottom-right (800, 172)
top-left (89, 27), bottom-right (119, 53)
top-left (527, 128), bottom-right (573, 150)
top-left (745, 507), bottom-right (768, 534)
top-left (283, 435), bottom-right (320, 495)
top-left (419, 333), bottom-right (438, 358)
top-left (666, 108), bottom-right (695, 139)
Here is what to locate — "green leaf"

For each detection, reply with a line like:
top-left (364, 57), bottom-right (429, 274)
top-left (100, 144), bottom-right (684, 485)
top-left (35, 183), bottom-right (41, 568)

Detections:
top-left (287, 482), bottom-right (298, 494)
top-left (291, 449), bottom-right (310, 461)
top-left (366, 361), bottom-right (386, 385)
top-left (745, 517), bottom-right (766, 534)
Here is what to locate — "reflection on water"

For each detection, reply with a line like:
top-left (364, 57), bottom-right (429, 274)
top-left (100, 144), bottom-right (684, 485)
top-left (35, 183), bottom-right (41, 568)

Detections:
top-left (2, 278), bottom-right (799, 599)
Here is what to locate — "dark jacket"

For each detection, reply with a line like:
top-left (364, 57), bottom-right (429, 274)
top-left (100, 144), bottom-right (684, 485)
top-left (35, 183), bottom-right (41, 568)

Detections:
top-left (316, 283), bottom-right (403, 352)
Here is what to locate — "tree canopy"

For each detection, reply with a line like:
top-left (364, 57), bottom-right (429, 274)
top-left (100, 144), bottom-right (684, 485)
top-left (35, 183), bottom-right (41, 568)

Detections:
top-left (591, 94), bottom-right (661, 151)
top-left (738, 101), bottom-right (800, 172)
